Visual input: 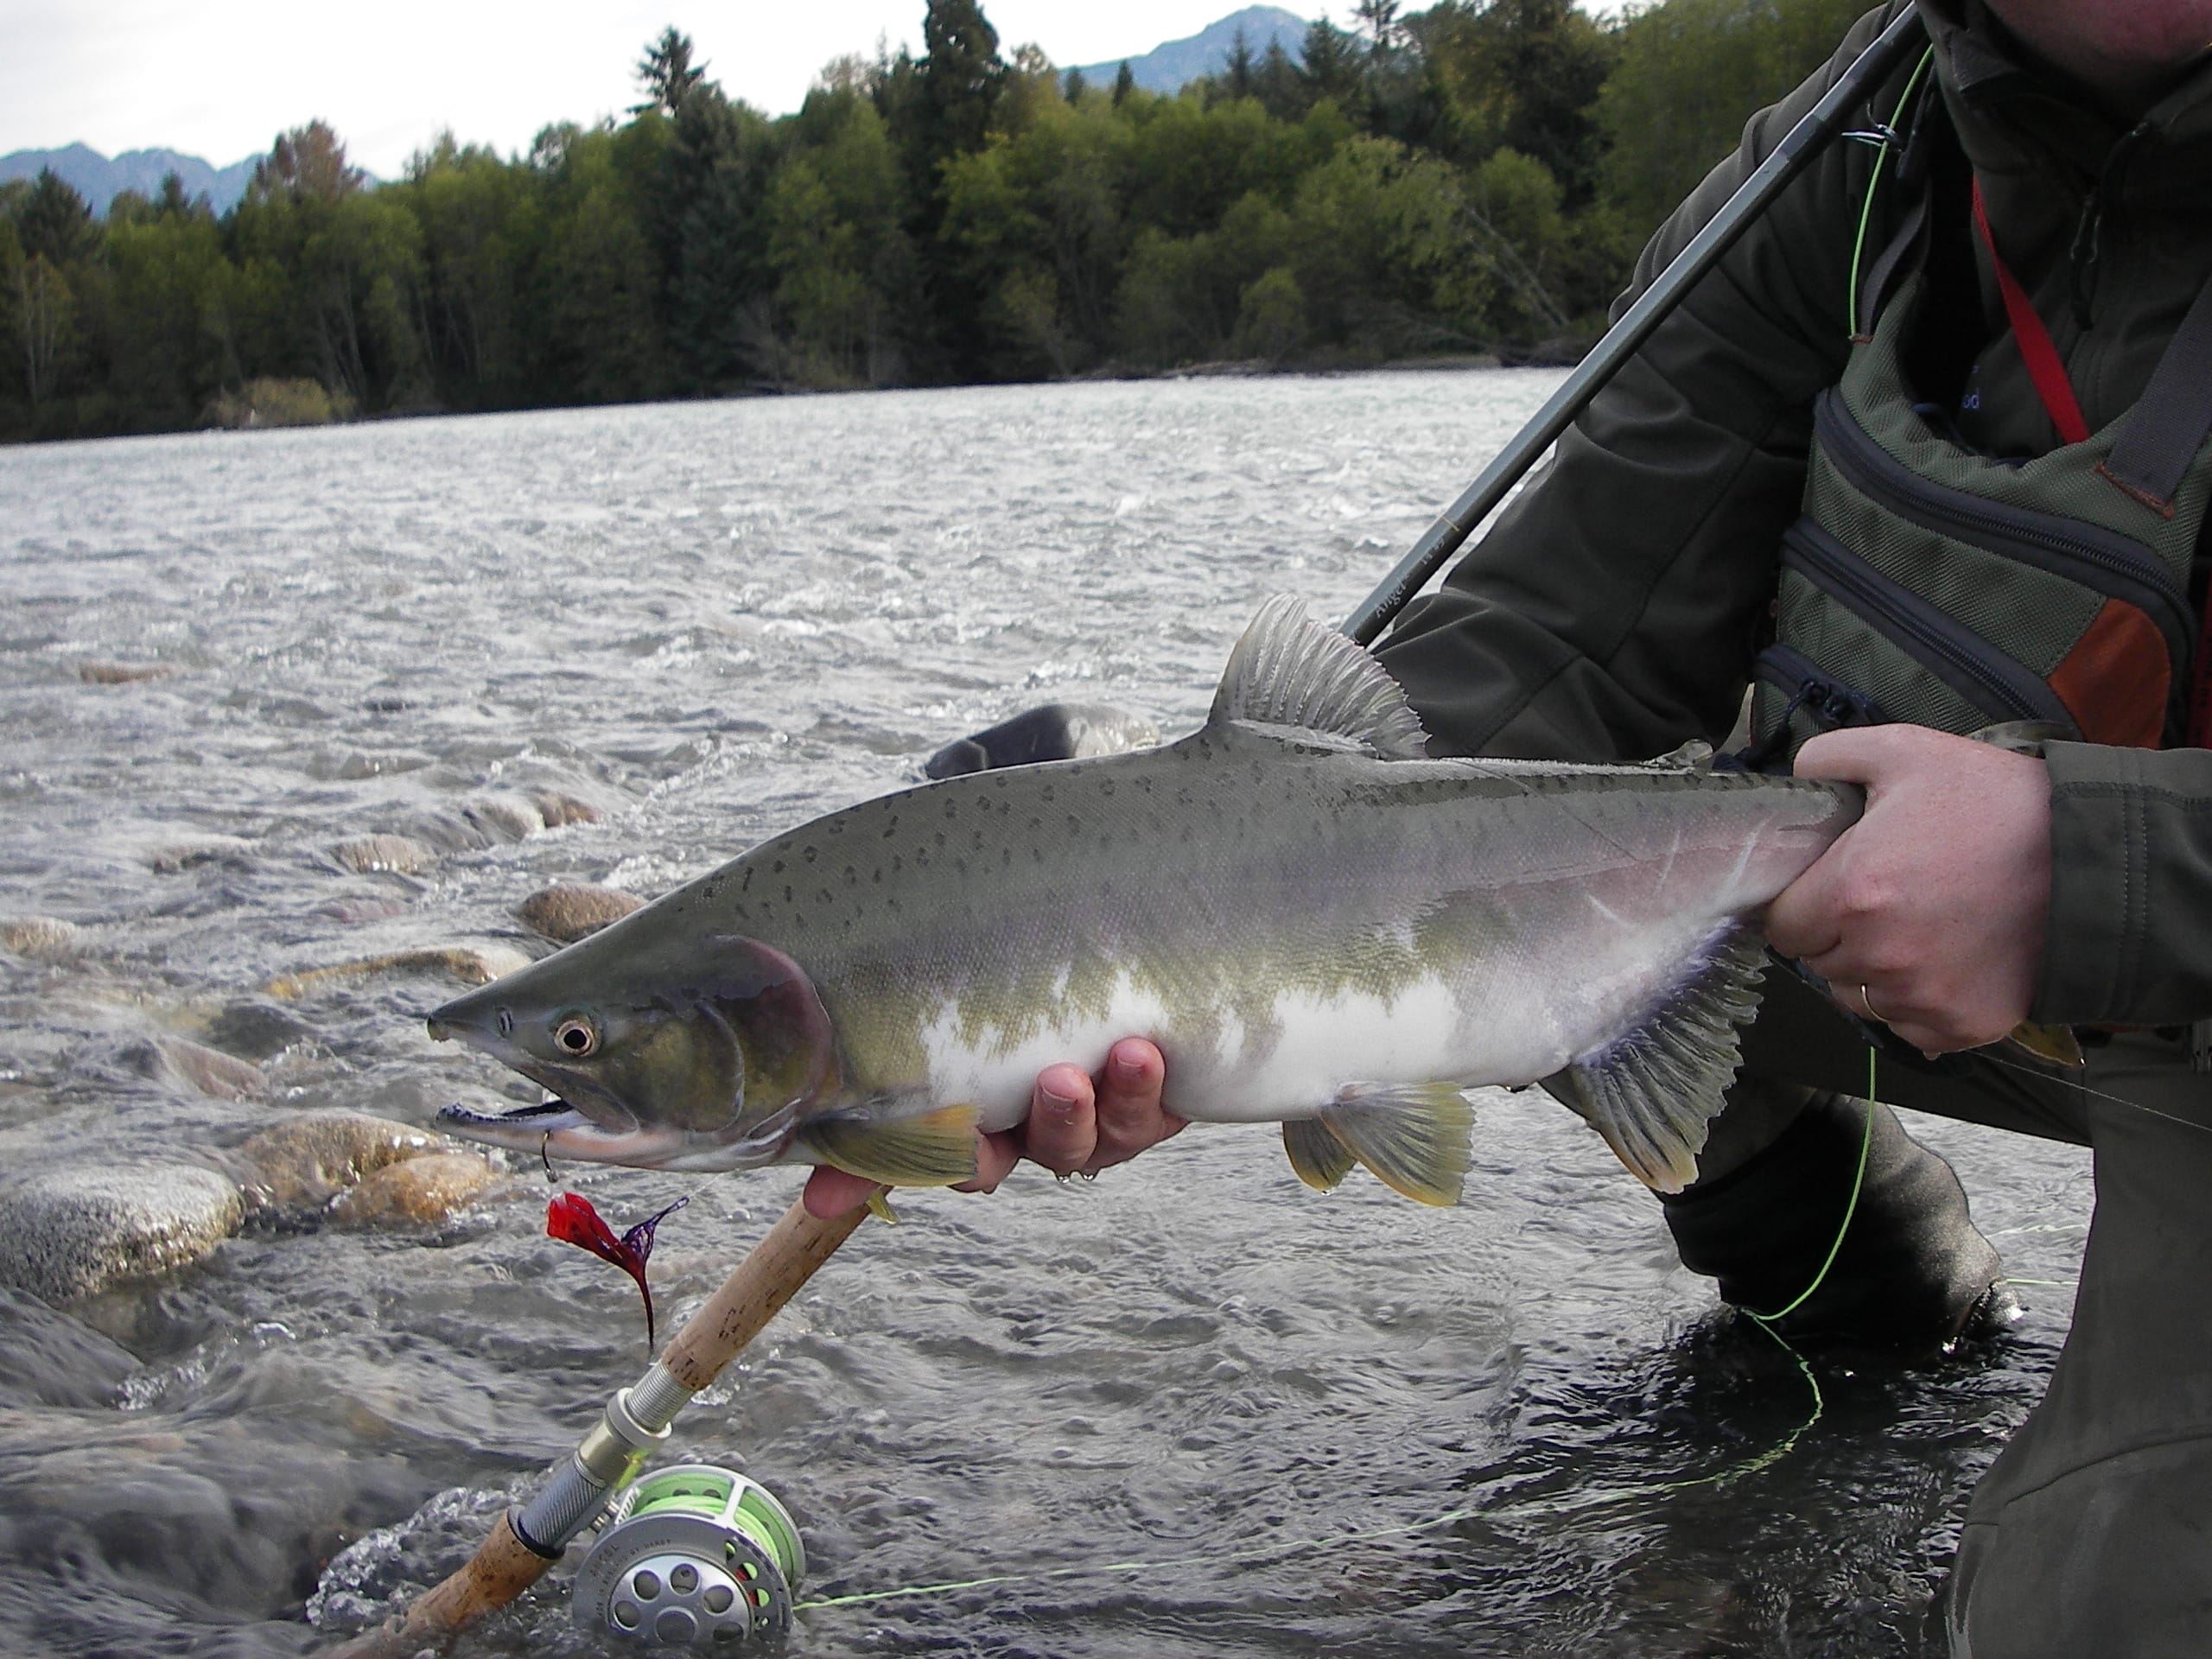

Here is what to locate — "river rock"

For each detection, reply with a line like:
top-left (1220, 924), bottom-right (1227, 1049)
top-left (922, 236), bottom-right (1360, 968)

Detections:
top-left (234, 1111), bottom-right (449, 1212)
top-left (330, 1153), bottom-right (505, 1226)
top-left (203, 996), bottom-right (320, 1060)
top-left (466, 795), bottom-right (544, 841)
top-left (0, 1164), bottom-right (245, 1303)
top-left (535, 791), bottom-right (602, 828)
top-left (265, 942), bottom-right (532, 1000)
top-left (516, 883), bottom-right (643, 944)
top-left (149, 836), bottom-right (255, 873)
top-left (79, 661), bottom-right (174, 684)
top-left (0, 918), bottom-right (79, 959)
top-left (144, 1035), bottom-right (265, 1100)
top-left (329, 833), bottom-right (437, 875)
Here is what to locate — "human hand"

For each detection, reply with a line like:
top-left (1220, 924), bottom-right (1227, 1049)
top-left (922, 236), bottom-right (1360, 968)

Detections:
top-left (1764, 725), bottom-right (2052, 1055)
top-left (802, 1038), bottom-right (1185, 1218)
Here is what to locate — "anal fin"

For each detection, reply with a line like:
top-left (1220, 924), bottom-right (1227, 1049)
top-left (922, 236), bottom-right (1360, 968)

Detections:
top-left (1541, 920), bottom-right (1766, 1193)
top-left (797, 1101), bottom-right (981, 1187)
top-left (1282, 1117), bottom-right (1357, 1192)
top-left (1314, 1082), bottom-right (1474, 1207)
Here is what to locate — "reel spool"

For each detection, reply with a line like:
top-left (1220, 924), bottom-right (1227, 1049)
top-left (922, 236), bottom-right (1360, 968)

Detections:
top-left (574, 1465), bottom-right (806, 1646)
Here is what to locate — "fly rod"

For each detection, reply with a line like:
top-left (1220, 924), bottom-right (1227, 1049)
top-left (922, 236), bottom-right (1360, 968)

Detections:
top-left (1341, 3), bottom-right (1927, 645)
top-left (327, 1189), bottom-right (877, 1657)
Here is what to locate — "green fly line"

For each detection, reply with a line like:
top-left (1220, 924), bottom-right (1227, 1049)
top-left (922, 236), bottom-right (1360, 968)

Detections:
top-left (1847, 46), bottom-right (1938, 334)
top-left (798, 1051), bottom-right (1885, 1614)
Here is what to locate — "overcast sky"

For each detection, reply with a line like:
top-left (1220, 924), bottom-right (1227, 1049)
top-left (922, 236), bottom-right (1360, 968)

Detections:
top-left (0, 1), bottom-right (1331, 179)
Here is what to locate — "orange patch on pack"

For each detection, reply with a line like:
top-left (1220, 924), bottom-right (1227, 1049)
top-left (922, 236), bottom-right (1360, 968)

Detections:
top-left (2049, 598), bottom-right (2170, 749)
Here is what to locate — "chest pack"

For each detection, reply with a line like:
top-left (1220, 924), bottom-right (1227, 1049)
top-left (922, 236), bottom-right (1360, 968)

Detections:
top-left (1746, 74), bottom-right (2212, 763)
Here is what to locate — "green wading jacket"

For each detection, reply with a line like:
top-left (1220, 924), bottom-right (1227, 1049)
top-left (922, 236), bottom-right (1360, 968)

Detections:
top-left (1376, 0), bottom-right (2212, 1030)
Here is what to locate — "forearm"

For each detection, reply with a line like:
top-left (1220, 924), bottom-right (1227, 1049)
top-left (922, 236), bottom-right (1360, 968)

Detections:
top-left (2037, 741), bottom-right (2212, 1026)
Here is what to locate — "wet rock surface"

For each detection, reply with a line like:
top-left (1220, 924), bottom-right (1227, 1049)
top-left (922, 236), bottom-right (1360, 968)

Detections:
top-left (0, 1165), bottom-right (245, 1304)
top-left (0, 1288), bottom-right (138, 1408)
top-left (233, 1112), bottom-right (454, 1215)
top-left (328, 1152), bottom-right (507, 1225)
top-left (516, 882), bottom-right (644, 943)
top-left (0, 918), bottom-right (79, 958)
top-left (328, 833), bottom-right (438, 876)
top-left (264, 942), bottom-right (533, 1001)
top-left (133, 1035), bottom-right (267, 1100)
top-left (534, 790), bottom-right (601, 828)
top-left (78, 661), bottom-right (174, 684)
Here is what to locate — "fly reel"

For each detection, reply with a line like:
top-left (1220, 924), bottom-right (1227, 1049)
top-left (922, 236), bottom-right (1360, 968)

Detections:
top-left (574, 1465), bottom-right (806, 1646)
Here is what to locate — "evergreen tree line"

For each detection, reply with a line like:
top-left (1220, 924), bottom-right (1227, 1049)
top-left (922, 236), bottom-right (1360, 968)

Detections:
top-left (0, 0), bottom-right (1868, 443)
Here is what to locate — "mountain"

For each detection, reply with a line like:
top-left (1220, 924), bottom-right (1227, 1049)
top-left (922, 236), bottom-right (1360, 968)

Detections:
top-left (1070, 5), bottom-right (1310, 94)
top-left (0, 143), bottom-right (257, 218)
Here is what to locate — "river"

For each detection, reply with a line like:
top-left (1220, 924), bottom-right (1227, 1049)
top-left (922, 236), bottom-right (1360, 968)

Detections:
top-left (0, 372), bottom-right (2088, 1656)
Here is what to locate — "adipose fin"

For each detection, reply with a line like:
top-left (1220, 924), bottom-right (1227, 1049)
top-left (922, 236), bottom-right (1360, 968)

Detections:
top-left (1314, 1081), bottom-right (1475, 1207)
top-left (796, 1101), bottom-right (981, 1187)
top-left (1541, 922), bottom-right (1767, 1193)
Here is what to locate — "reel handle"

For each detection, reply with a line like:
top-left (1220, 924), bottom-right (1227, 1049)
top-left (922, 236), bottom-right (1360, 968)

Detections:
top-left (327, 1188), bottom-right (878, 1658)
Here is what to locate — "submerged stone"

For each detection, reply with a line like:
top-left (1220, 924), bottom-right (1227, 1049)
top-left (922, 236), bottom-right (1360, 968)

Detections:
top-left (535, 791), bottom-right (602, 828)
top-left (467, 795), bottom-right (545, 841)
top-left (329, 1152), bottom-right (506, 1225)
top-left (233, 1111), bottom-right (451, 1214)
top-left (0, 918), bottom-right (79, 959)
top-left (516, 883), bottom-right (644, 944)
top-left (0, 1287), bottom-right (139, 1408)
top-left (142, 1035), bottom-right (265, 1101)
top-left (79, 661), bottom-right (174, 684)
top-left (0, 1164), bottom-right (245, 1303)
top-left (329, 834), bottom-right (438, 876)
top-left (265, 942), bottom-right (533, 1000)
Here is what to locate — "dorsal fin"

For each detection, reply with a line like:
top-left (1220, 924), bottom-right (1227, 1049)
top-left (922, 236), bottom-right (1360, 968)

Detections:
top-left (1207, 594), bottom-right (1430, 760)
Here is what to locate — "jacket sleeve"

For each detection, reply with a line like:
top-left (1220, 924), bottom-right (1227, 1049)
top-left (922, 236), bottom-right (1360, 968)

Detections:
top-left (2037, 742), bottom-right (2212, 1025)
top-left (1376, 2), bottom-right (1913, 763)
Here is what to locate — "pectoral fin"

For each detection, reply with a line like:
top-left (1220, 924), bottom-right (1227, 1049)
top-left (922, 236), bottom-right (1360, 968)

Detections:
top-left (1541, 921), bottom-right (1766, 1194)
top-left (1312, 1082), bottom-right (1475, 1207)
top-left (795, 1101), bottom-right (981, 1187)
top-left (1282, 1117), bottom-right (1358, 1192)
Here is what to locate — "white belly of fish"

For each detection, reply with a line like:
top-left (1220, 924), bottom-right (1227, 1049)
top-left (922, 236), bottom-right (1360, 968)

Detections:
top-left (912, 964), bottom-right (1580, 1133)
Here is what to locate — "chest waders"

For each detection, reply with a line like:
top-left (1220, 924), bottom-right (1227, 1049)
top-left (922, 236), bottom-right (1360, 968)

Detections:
top-left (1746, 112), bottom-right (2212, 764)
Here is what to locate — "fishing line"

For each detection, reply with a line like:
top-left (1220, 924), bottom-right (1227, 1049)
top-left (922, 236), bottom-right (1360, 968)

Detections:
top-left (793, 1061), bottom-right (1880, 1615)
top-left (1968, 1045), bottom-right (2212, 1141)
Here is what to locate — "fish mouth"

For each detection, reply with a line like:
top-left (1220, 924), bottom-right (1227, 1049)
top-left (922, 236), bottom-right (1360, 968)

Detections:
top-left (436, 1093), bottom-right (801, 1173)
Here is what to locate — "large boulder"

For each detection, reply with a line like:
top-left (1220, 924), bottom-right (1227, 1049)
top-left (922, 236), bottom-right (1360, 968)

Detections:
top-left (0, 1165), bottom-right (245, 1303)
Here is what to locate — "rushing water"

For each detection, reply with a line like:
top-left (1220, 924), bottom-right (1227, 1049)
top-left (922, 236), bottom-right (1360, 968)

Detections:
top-left (0, 373), bottom-right (2090, 1657)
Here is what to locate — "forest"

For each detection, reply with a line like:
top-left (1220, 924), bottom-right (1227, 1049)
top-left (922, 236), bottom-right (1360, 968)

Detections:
top-left (0, 0), bottom-right (1870, 443)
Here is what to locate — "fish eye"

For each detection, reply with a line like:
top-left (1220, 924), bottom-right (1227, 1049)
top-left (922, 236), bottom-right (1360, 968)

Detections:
top-left (496, 1007), bottom-right (514, 1038)
top-left (553, 1015), bottom-right (600, 1058)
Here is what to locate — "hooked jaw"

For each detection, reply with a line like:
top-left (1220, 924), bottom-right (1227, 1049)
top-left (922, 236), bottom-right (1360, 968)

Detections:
top-left (425, 996), bottom-right (796, 1173)
top-left (433, 1096), bottom-right (798, 1172)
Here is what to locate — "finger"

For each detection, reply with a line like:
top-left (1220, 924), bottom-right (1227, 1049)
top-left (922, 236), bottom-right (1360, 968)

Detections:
top-left (1020, 1063), bottom-right (1099, 1176)
top-left (803, 1166), bottom-right (885, 1219)
top-left (1764, 849), bottom-right (1848, 963)
top-left (1091, 1038), bottom-right (1179, 1165)
top-left (1789, 726), bottom-right (1898, 785)
top-left (957, 1129), bottom-right (1024, 1194)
